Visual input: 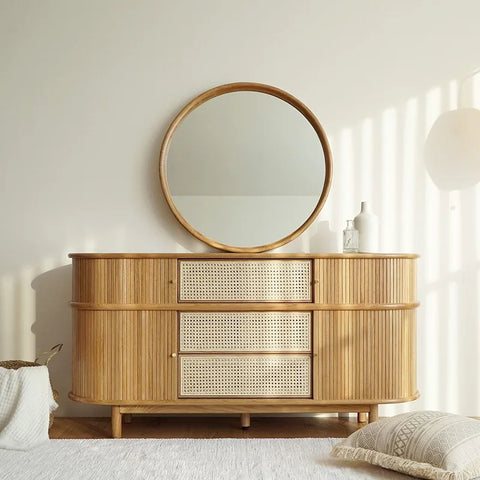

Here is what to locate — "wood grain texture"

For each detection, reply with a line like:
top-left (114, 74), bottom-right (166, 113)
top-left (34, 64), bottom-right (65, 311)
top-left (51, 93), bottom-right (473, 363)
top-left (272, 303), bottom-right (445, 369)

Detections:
top-left (72, 258), bottom-right (176, 304)
top-left (241, 413), bottom-right (251, 428)
top-left (315, 257), bottom-right (417, 305)
top-left (72, 310), bottom-right (177, 402)
top-left (70, 253), bottom-right (418, 436)
top-left (69, 253), bottom-right (419, 259)
top-left (49, 416), bottom-right (365, 439)
top-left (117, 404), bottom-right (373, 414)
top-left (68, 394), bottom-right (419, 406)
top-left (70, 302), bottom-right (418, 312)
top-left (313, 310), bottom-right (417, 401)
top-left (111, 406), bottom-right (122, 438)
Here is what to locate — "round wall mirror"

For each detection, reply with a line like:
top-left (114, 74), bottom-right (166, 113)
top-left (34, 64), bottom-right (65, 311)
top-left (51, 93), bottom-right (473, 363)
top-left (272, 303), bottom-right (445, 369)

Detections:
top-left (159, 82), bottom-right (332, 253)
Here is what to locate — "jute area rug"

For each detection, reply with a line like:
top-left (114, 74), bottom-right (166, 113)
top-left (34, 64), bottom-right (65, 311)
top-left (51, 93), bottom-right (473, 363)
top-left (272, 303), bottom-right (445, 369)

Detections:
top-left (0, 437), bottom-right (412, 480)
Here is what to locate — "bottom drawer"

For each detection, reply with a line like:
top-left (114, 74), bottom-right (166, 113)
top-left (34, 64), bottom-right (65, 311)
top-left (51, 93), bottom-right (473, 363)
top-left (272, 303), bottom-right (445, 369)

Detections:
top-left (180, 355), bottom-right (311, 397)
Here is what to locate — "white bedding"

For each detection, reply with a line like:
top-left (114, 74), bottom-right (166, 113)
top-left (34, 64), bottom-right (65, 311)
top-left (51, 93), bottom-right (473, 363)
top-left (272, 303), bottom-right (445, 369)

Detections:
top-left (0, 365), bottom-right (57, 450)
top-left (0, 437), bottom-right (414, 479)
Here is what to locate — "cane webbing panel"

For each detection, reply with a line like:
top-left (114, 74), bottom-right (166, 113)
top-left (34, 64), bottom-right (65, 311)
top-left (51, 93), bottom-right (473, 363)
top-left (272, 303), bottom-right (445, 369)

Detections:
top-left (180, 355), bottom-right (311, 397)
top-left (179, 312), bottom-right (311, 352)
top-left (179, 260), bottom-right (311, 302)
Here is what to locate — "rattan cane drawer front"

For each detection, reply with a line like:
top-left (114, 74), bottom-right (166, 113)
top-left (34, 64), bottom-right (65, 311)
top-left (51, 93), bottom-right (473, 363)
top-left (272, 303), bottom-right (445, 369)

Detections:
top-left (179, 260), bottom-right (312, 302)
top-left (179, 355), bottom-right (311, 397)
top-left (179, 312), bottom-right (311, 352)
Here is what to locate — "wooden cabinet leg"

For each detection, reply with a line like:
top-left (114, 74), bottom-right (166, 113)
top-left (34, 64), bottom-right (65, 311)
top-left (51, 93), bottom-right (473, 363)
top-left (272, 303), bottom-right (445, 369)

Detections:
top-left (112, 406), bottom-right (122, 438)
top-left (369, 405), bottom-right (378, 423)
top-left (241, 413), bottom-right (251, 429)
top-left (357, 412), bottom-right (367, 423)
top-left (123, 414), bottom-right (132, 424)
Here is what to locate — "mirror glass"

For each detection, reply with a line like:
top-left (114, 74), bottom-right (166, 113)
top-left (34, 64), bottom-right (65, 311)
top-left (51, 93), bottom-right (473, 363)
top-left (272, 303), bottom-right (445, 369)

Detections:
top-left (161, 84), bottom-right (331, 252)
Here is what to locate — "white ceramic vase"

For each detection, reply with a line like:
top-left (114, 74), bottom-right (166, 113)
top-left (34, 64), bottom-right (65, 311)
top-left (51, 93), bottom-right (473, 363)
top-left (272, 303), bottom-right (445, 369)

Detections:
top-left (353, 201), bottom-right (379, 253)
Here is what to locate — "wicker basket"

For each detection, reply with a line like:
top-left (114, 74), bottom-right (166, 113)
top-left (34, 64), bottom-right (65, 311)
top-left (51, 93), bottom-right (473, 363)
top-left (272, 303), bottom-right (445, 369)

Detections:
top-left (0, 344), bottom-right (63, 429)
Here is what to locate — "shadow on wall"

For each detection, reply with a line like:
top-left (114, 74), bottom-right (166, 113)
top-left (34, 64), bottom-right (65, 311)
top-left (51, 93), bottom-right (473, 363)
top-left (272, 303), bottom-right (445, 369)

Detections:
top-left (31, 265), bottom-right (109, 417)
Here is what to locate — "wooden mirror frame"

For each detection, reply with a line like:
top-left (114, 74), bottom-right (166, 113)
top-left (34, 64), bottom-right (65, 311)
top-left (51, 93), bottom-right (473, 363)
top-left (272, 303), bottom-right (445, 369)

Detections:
top-left (159, 82), bottom-right (332, 253)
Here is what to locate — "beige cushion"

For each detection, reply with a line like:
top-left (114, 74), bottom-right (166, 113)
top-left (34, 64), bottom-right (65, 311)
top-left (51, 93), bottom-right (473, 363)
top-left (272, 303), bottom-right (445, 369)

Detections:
top-left (331, 411), bottom-right (480, 480)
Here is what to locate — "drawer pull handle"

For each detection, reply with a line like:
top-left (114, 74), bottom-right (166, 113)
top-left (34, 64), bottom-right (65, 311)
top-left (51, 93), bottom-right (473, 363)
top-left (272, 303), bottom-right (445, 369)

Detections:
top-left (171, 353), bottom-right (177, 358)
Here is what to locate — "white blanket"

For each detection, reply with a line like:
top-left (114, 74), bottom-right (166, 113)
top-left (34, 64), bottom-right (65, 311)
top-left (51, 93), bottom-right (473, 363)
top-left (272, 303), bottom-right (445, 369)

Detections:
top-left (0, 365), bottom-right (57, 450)
top-left (0, 438), bottom-right (413, 479)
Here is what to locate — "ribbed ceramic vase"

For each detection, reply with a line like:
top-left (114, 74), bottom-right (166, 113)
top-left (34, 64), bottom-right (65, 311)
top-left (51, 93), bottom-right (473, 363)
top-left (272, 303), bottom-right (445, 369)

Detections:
top-left (353, 201), bottom-right (379, 253)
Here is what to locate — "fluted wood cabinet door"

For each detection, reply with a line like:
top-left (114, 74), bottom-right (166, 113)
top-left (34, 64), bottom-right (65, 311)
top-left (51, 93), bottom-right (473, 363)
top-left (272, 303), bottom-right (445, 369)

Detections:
top-left (72, 310), bottom-right (177, 403)
top-left (313, 310), bottom-right (416, 402)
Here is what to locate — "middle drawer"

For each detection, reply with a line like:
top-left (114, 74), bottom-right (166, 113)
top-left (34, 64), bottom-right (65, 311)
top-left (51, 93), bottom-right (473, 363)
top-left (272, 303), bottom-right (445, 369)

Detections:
top-left (179, 311), bottom-right (311, 352)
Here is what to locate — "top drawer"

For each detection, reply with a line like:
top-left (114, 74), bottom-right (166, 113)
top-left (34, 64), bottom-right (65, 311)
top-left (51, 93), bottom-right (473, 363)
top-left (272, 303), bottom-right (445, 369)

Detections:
top-left (179, 259), bottom-right (312, 302)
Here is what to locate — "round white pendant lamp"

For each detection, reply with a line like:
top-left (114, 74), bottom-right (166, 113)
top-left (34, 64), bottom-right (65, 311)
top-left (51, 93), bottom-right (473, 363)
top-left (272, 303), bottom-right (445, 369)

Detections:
top-left (424, 71), bottom-right (480, 190)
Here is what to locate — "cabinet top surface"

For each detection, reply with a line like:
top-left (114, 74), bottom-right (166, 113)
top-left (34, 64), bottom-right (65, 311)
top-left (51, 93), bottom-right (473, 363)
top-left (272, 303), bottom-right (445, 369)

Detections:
top-left (68, 252), bottom-right (419, 259)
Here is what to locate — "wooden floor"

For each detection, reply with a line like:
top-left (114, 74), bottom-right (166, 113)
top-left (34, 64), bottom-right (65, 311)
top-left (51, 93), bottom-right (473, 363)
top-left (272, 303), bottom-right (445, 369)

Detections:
top-left (50, 415), bottom-right (363, 439)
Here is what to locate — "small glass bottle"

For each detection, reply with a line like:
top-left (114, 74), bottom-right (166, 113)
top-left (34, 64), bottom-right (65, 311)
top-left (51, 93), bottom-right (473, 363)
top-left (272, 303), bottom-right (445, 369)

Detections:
top-left (343, 220), bottom-right (359, 253)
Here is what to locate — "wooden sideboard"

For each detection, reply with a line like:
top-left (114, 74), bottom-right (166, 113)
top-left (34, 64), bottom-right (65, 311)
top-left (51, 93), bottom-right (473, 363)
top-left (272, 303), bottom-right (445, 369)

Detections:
top-left (69, 253), bottom-right (419, 438)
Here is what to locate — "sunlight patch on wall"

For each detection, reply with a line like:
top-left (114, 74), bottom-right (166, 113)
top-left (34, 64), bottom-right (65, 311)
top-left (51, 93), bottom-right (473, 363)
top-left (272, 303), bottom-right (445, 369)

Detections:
top-left (446, 281), bottom-right (459, 412)
top-left (380, 108), bottom-right (397, 252)
top-left (360, 117), bottom-right (373, 202)
top-left (425, 86), bottom-right (442, 131)
top-left (420, 85), bottom-right (443, 413)
top-left (448, 81), bottom-right (458, 110)
top-left (448, 191), bottom-right (461, 273)
top-left (400, 98), bottom-right (418, 252)
top-left (423, 86), bottom-right (442, 285)
top-left (422, 291), bottom-right (440, 409)
top-left (340, 127), bottom-right (354, 223)
top-left (423, 81), bottom-right (441, 254)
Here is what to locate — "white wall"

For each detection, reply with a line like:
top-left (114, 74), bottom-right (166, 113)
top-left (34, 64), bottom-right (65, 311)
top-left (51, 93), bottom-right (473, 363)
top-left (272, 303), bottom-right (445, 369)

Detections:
top-left (1, 0), bottom-right (479, 417)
